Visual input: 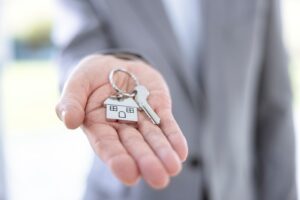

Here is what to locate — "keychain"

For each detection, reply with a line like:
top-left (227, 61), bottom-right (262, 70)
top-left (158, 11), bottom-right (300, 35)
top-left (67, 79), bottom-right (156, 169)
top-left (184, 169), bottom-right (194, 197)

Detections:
top-left (104, 68), bottom-right (160, 125)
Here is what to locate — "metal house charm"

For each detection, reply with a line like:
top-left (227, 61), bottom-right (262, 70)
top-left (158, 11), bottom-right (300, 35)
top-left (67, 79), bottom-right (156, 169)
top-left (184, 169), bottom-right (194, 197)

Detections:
top-left (104, 97), bottom-right (139, 122)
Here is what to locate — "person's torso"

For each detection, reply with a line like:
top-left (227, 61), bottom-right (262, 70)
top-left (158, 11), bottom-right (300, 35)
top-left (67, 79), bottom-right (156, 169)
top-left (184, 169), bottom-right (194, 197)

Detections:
top-left (86, 0), bottom-right (269, 199)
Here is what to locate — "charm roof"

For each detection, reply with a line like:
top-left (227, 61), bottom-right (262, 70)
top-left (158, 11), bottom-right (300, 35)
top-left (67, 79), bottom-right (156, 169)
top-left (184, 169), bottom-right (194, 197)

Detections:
top-left (104, 97), bottom-right (139, 108)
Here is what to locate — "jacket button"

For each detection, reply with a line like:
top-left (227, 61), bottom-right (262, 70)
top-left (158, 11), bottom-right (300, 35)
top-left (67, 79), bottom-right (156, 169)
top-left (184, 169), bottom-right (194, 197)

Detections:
top-left (188, 156), bottom-right (202, 169)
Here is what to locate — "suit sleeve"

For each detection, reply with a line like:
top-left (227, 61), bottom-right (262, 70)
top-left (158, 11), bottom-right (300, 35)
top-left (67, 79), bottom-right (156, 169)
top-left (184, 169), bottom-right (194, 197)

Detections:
top-left (53, 0), bottom-right (150, 89)
top-left (255, 0), bottom-right (297, 199)
top-left (53, 0), bottom-right (113, 88)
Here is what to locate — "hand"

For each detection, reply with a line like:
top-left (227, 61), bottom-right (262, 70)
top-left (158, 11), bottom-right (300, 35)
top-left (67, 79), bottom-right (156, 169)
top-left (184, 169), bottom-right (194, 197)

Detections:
top-left (56, 55), bottom-right (188, 189)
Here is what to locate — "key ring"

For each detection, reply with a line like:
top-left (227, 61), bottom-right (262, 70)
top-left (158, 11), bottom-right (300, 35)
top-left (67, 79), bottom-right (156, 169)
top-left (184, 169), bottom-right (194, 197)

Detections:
top-left (109, 68), bottom-right (139, 98)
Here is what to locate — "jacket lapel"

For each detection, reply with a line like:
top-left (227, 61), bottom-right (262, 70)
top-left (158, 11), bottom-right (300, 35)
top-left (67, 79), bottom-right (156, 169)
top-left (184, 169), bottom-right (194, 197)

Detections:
top-left (132, 0), bottom-right (204, 104)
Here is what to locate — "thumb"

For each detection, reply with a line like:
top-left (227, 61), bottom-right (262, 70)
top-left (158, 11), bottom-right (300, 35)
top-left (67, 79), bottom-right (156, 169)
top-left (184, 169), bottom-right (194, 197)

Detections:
top-left (56, 94), bottom-right (86, 129)
top-left (56, 67), bottom-right (90, 129)
top-left (55, 54), bottom-right (130, 128)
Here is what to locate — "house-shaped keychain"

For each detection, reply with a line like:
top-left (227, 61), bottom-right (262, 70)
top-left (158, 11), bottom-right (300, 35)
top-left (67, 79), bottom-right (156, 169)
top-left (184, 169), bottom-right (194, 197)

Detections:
top-left (104, 97), bottom-right (139, 122)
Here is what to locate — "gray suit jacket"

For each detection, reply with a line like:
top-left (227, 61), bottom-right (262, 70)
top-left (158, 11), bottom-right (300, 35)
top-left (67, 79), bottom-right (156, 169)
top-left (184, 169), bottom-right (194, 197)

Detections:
top-left (54, 0), bottom-right (297, 200)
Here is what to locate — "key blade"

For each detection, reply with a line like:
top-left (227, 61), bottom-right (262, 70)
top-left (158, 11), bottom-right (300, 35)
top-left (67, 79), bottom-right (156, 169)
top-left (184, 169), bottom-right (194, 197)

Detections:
top-left (134, 85), bottom-right (160, 125)
top-left (141, 103), bottom-right (161, 125)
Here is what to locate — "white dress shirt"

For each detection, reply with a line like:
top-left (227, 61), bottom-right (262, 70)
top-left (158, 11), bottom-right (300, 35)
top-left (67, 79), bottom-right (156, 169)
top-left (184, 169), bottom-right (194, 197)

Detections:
top-left (161, 0), bottom-right (202, 71)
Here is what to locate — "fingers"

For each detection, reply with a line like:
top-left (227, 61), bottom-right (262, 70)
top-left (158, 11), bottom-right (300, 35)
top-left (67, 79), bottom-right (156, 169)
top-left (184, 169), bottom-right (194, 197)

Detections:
top-left (84, 119), bottom-right (174, 189)
top-left (117, 125), bottom-right (170, 189)
top-left (138, 120), bottom-right (182, 176)
top-left (158, 109), bottom-right (188, 162)
top-left (85, 107), bottom-right (180, 188)
top-left (142, 92), bottom-right (188, 162)
top-left (83, 123), bottom-right (140, 185)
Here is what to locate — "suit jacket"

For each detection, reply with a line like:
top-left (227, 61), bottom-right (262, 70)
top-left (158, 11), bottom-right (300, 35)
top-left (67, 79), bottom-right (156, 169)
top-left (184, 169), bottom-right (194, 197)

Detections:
top-left (54, 0), bottom-right (297, 199)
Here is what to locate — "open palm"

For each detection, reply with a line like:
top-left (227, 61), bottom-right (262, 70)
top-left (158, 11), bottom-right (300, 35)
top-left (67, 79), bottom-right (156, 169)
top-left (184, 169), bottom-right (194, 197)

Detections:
top-left (56, 55), bottom-right (188, 189)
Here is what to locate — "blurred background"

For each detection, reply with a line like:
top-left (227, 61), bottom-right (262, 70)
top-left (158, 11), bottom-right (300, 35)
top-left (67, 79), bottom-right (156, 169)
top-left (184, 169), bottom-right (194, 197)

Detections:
top-left (0, 0), bottom-right (299, 199)
top-left (1, 0), bottom-right (93, 199)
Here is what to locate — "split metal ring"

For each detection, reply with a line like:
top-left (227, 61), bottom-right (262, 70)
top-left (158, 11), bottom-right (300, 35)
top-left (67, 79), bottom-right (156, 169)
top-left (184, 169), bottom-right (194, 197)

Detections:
top-left (109, 68), bottom-right (139, 98)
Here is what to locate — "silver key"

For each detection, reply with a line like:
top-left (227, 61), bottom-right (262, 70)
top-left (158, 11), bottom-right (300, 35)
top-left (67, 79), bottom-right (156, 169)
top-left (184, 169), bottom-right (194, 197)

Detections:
top-left (134, 85), bottom-right (161, 125)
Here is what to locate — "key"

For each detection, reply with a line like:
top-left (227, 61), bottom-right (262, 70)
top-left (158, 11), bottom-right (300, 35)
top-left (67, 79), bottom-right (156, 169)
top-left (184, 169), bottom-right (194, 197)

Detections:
top-left (134, 85), bottom-right (161, 125)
